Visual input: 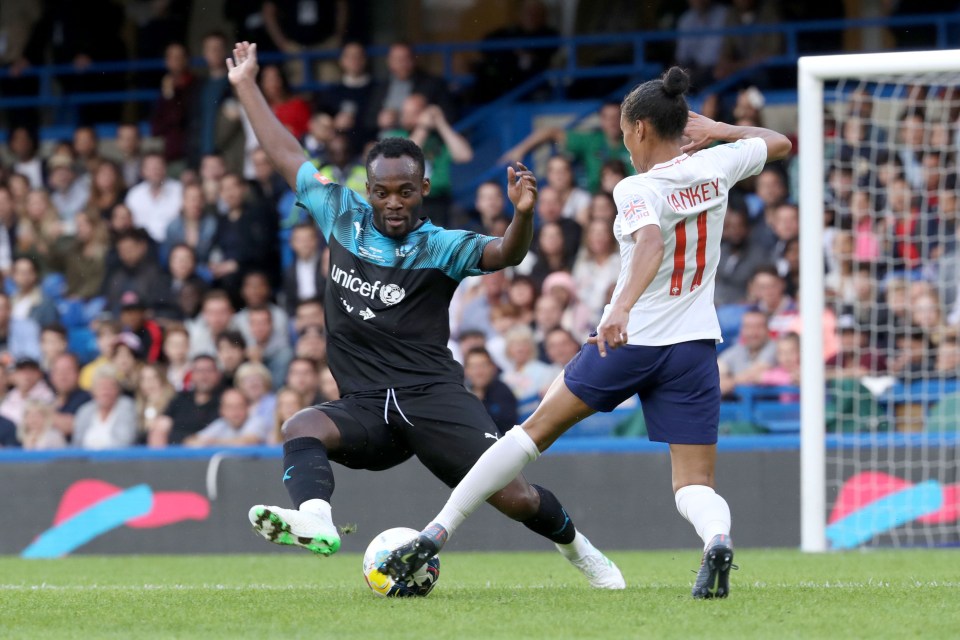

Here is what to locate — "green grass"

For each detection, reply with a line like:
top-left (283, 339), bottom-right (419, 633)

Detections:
top-left (1, 550), bottom-right (957, 639)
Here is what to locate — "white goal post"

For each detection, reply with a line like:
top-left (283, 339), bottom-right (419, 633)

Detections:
top-left (798, 49), bottom-right (960, 552)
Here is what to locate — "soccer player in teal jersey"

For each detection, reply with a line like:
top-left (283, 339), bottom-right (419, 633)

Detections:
top-left (226, 41), bottom-right (623, 589)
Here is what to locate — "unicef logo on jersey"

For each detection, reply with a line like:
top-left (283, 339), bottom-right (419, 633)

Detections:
top-left (379, 284), bottom-right (406, 306)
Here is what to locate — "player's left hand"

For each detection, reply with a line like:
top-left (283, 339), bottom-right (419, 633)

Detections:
top-left (589, 307), bottom-right (630, 358)
top-left (507, 162), bottom-right (537, 215)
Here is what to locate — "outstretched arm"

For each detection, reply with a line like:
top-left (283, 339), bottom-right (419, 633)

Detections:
top-left (226, 42), bottom-right (305, 189)
top-left (479, 163), bottom-right (537, 271)
top-left (681, 111), bottom-right (792, 161)
top-left (499, 127), bottom-right (566, 164)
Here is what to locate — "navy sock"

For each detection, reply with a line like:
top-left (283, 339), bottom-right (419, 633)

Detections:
top-left (282, 437), bottom-right (335, 507)
top-left (521, 485), bottom-right (576, 545)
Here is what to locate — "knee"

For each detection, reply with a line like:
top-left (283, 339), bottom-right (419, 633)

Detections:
top-left (280, 408), bottom-right (338, 446)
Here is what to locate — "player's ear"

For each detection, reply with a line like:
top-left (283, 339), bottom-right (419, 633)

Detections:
top-left (635, 120), bottom-right (646, 141)
top-left (421, 177), bottom-right (431, 197)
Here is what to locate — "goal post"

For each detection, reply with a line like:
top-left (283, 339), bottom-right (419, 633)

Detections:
top-left (798, 49), bottom-right (960, 552)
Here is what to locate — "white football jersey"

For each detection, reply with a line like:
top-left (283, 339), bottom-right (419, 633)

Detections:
top-left (606, 137), bottom-right (768, 346)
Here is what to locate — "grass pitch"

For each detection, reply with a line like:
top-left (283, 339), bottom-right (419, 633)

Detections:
top-left (1, 549), bottom-right (957, 639)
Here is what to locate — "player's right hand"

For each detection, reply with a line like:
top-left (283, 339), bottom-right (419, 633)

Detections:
top-left (681, 111), bottom-right (719, 154)
top-left (227, 41), bottom-right (259, 86)
top-left (589, 307), bottom-right (630, 358)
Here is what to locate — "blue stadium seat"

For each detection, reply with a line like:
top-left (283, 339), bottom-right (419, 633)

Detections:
top-left (752, 401), bottom-right (801, 433)
top-left (716, 304), bottom-right (749, 353)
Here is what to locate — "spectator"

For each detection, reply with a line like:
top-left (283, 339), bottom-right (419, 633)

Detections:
top-left (236, 361), bottom-right (276, 428)
top-left (161, 244), bottom-right (209, 321)
top-left (0, 186), bottom-right (17, 279)
top-left (718, 309), bottom-right (777, 396)
top-left (827, 315), bottom-right (887, 379)
top-left (282, 223), bottom-right (325, 316)
top-left (471, 0), bottom-right (558, 103)
top-left (0, 357), bottom-right (55, 426)
top-left (162, 324), bottom-right (192, 391)
top-left (50, 351), bottom-right (91, 442)
top-left (463, 347), bottom-right (518, 435)
top-left (72, 126), bottom-right (101, 177)
top-left (7, 127), bottom-right (44, 188)
top-left (572, 218), bottom-right (621, 324)
top-left (532, 185), bottom-right (582, 259)
top-left (506, 275), bottom-right (538, 327)
top-left (245, 306), bottom-right (294, 388)
top-left (456, 270), bottom-right (509, 338)
top-left (469, 181), bottom-right (508, 233)
top-left (545, 155), bottom-right (590, 223)
top-left (163, 183), bottom-right (218, 264)
top-left (135, 363), bottom-right (175, 443)
top-left (365, 42), bottom-right (454, 133)
top-left (760, 332), bottom-right (801, 388)
top-left (259, 64), bottom-right (312, 140)
top-left (38, 322), bottom-right (67, 371)
top-left (0, 409), bottom-right (18, 447)
top-left (889, 325), bottom-right (936, 383)
top-left (199, 153), bottom-right (228, 210)
top-left (261, 0), bottom-right (349, 79)
top-left (502, 324), bottom-right (558, 414)
top-left (0, 291), bottom-right (41, 362)
top-left (47, 154), bottom-right (91, 229)
top-left (501, 102), bottom-right (631, 194)
top-left (318, 363), bottom-right (339, 402)
top-left (72, 365), bottom-right (137, 449)
top-left (543, 271), bottom-right (594, 340)
top-left (249, 147), bottom-right (290, 207)
top-left (294, 324), bottom-right (327, 363)
top-left (151, 42), bottom-right (196, 167)
top-left (674, 0), bottom-right (729, 88)
top-left (102, 229), bottom-right (170, 316)
top-left (209, 174), bottom-right (279, 300)
top-left (10, 255), bottom-right (59, 328)
top-left (150, 354), bottom-right (223, 446)
top-left (749, 266), bottom-right (797, 338)
top-left (113, 124), bottom-right (144, 189)
top-left (234, 270), bottom-right (290, 344)
top-left (935, 332), bottom-right (960, 379)
top-left (19, 188), bottom-right (63, 264)
top-left (216, 329), bottom-right (248, 388)
top-left (186, 31), bottom-right (242, 169)
top-left (302, 112), bottom-right (335, 165)
top-left (533, 293), bottom-right (564, 346)
top-left (18, 400), bottom-right (66, 450)
top-left (715, 207), bottom-right (768, 306)
top-left (0, 3), bottom-right (42, 131)
top-left (543, 326), bottom-right (581, 368)
top-left (187, 289), bottom-right (236, 358)
top-left (271, 386), bottom-right (308, 444)
top-left (599, 159), bottom-right (629, 195)
top-left (79, 321), bottom-right (120, 390)
top-left (117, 292), bottom-right (163, 363)
top-left (769, 203), bottom-right (799, 277)
top-left (528, 221), bottom-right (573, 290)
top-left (285, 357), bottom-right (322, 405)
top-left (748, 166), bottom-right (789, 233)
top-left (714, 0), bottom-right (782, 85)
top-left (315, 134), bottom-right (366, 199)
top-left (110, 333), bottom-right (142, 396)
top-left (896, 108), bottom-right (926, 192)
top-left (293, 297), bottom-right (325, 336)
top-left (322, 41), bottom-right (374, 147)
top-left (124, 153), bottom-right (184, 244)
top-left (184, 386), bottom-right (269, 447)
top-left (85, 160), bottom-right (127, 221)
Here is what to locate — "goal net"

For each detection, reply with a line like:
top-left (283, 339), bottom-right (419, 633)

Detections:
top-left (798, 50), bottom-right (960, 551)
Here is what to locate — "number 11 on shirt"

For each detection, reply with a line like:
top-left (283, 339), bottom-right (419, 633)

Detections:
top-left (670, 212), bottom-right (708, 296)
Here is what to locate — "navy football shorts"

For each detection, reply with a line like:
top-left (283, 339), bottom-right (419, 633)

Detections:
top-left (563, 339), bottom-right (721, 445)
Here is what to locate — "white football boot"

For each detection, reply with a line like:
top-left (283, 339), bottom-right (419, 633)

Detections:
top-left (556, 532), bottom-right (626, 589)
top-left (248, 504), bottom-right (341, 556)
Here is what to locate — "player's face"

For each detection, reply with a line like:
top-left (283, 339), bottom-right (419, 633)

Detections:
top-left (366, 156), bottom-right (429, 239)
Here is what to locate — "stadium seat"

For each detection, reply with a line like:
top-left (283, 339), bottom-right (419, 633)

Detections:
top-left (716, 304), bottom-right (749, 353)
top-left (752, 401), bottom-right (801, 433)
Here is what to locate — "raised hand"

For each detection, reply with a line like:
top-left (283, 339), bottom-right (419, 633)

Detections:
top-left (681, 111), bottom-right (719, 154)
top-left (226, 41), bottom-right (259, 86)
top-left (507, 162), bottom-right (537, 215)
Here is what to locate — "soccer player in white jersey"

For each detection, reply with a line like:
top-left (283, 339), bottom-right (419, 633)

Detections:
top-left (383, 67), bottom-right (792, 598)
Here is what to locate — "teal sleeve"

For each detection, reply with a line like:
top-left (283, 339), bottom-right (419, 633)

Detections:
top-left (294, 161), bottom-right (368, 241)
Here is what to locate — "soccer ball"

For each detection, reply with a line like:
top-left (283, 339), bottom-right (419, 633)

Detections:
top-left (362, 527), bottom-right (440, 597)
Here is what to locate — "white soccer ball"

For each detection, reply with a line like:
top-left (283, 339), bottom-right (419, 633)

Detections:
top-left (362, 527), bottom-right (440, 597)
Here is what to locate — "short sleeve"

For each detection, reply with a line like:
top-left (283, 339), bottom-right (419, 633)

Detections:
top-left (702, 137), bottom-right (769, 185)
top-left (295, 161), bottom-right (368, 241)
top-left (431, 229), bottom-right (498, 281)
top-left (612, 181), bottom-right (661, 240)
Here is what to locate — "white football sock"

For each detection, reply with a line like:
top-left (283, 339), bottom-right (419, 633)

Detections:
top-left (674, 485), bottom-right (731, 549)
top-left (299, 498), bottom-right (333, 521)
top-left (556, 530), bottom-right (590, 559)
top-left (432, 427), bottom-right (540, 537)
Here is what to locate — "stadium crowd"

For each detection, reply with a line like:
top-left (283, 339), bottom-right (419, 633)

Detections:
top-left (1, 1), bottom-right (959, 450)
